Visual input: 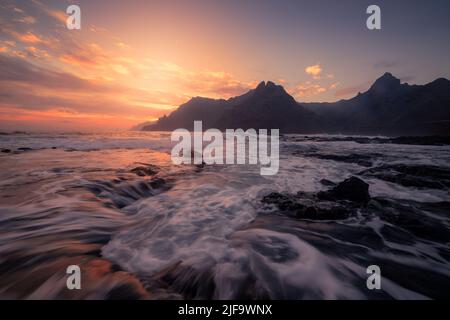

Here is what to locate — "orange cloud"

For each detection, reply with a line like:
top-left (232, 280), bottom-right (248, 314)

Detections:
top-left (305, 64), bottom-right (322, 79)
top-left (44, 9), bottom-right (67, 24)
top-left (289, 82), bottom-right (327, 99)
top-left (15, 31), bottom-right (44, 44)
top-left (30, 0), bottom-right (67, 24)
top-left (186, 70), bottom-right (254, 97)
top-left (329, 82), bottom-right (339, 90)
top-left (60, 54), bottom-right (98, 67)
top-left (59, 43), bottom-right (109, 67)
top-left (116, 42), bottom-right (131, 49)
top-left (140, 59), bottom-right (254, 98)
top-left (26, 46), bottom-right (49, 59)
top-left (0, 54), bottom-right (182, 129)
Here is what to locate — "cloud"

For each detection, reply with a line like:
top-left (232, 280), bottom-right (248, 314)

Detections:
top-left (116, 42), bottom-right (131, 49)
top-left (59, 50), bottom-right (104, 67)
top-left (329, 82), bottom-right (339, 90)
top-left (42, 8), bottom-right (67, 24)
top-left (305, 64), bottom-right (322, 79)
top-left (0, 54), bottom-right (96, 90)
top-left (140, 59), bottom-right (254, 98)
top-left (183, 70), bottom-right (254, 97)
top-left (12, 31), bottom-right (45, 44)
top-left (0, 55), bottom-right (181, 122)
top-left (0, 0), bottom-right (259, 130)
top-left (25, 46), bottom-right (49, 59)
top-left (289, 82), bottom-right (327, 99)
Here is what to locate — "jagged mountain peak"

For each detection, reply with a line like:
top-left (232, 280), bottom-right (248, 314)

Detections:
top-left (253, 80), bottom-right (289, 97)
top-left (369, 72), bottom-right (402, 95)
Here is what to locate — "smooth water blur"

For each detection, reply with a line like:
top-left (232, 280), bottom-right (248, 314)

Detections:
top-left (0, 132), bottom-right (449, 299)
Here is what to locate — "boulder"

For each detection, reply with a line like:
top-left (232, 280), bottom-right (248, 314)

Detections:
top-left (319, 176), bottom-right (370, 203)
top-left (131, 165), bottom-right (159, 177)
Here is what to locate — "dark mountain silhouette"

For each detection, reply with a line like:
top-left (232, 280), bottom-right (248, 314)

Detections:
top-left (218, 81), bottom-right (320, 132)
top-left (147, 81), bottom-right (319, 132)
top-left (302, 73), bottom-right (450, 135)
top-left (143, 73), bottom-right (450, 135)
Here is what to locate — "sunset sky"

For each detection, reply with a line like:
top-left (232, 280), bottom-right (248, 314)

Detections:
top-left (1, 0), bottom-right (449, 131)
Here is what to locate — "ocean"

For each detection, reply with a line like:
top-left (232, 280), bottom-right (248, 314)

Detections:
top-left (0, 131), bottom-right (449, 299)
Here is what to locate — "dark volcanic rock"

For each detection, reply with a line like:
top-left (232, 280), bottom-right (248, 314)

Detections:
top-left (131, 165), bottom-right (159, 177)
top-left (360, 164), bottom-right (450, 190)
top-left (262, 192), bottom-right (306, 212)
top-left (318, 176), bottom-right (371, 203)
top-left (262, 192), bottom-right (352, 220)
top-left (1, 149), bottom-right (11, 153)
top-left (148, 177), bottom-right (166, 189)
top-left (389, 136), bottom-right (450, 146)
top-left (282, 135), bottom-right (450, 146)
top-left (262, 176), bottom-right (371, 220)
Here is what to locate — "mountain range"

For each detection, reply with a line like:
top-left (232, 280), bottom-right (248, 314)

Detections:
top-left (142, 73), bottom-right (450, 136)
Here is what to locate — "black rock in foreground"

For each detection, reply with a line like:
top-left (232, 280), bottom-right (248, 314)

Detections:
top-left (262, 176), bottom-right (371, 220)
top-left (318, 176), bottom-right (371, 203)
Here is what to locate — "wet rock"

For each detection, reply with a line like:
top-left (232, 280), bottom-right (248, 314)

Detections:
top-left (262, 192), bottom-right (305, 212)
top-left (131, 165), bottom-right (159, 177)
top-left (85, 176), bottom-right (169, 209)
top-left (149, 177), bottom-right (166, 189)
top-left (282, 135), bottom-right (450, 146)
top-left (318, 176), bottom-right (370, 203)
top-left (360, 164), bottom-right (450, 189)
top-left (1, 149), bottom-right (11, 153)
top-left (262, 176), bottom-right (371, 221)
top-left (389, 136), bottom-right (450, 146)
top-left (0, 253), bottom-right (149, 299)
top-left (262, 192), bottom-right (352, 220)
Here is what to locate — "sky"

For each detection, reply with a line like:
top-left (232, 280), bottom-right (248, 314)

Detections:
top-left (0, 0), bottom-right (449, 131)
